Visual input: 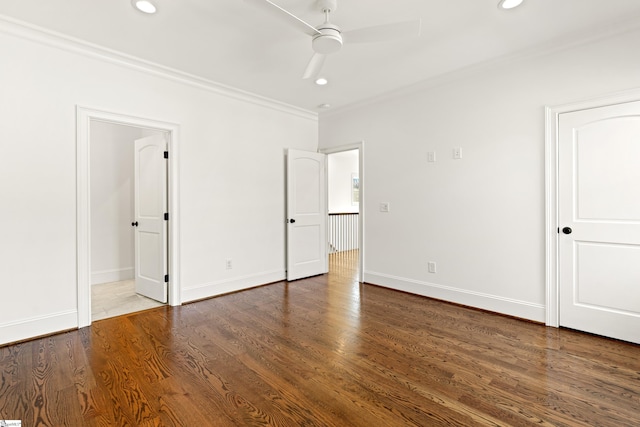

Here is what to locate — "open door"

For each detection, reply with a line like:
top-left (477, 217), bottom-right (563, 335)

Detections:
top-left (134, 134), bottom-right (168, 303)
top-left (286, 149), bottom-right (328, 281)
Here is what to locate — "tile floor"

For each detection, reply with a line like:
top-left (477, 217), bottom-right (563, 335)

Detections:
top-left (91, 280), bottom-right (165, 322)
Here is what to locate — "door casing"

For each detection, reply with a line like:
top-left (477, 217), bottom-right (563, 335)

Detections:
top-left (544, 88), bottom-right (640, 327)
top-left (76, 106), bottom-right (181, 327)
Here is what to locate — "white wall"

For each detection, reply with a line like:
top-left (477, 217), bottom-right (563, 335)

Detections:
top-left (90, 121), bottom-right (161, 285)
top-left (0, 22), bottom-right (317, 345)
top-left (319, 28), bottom-right (640, 322)
top-left (328, 150), bottom-right (359, 214)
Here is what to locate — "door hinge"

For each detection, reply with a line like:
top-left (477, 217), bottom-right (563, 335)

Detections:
top-left (164, 151), bottom-right (169, 159)
top-left (164, 212), bottom-right (169, 221)
top-left (164, 274), bottom-right (169, 283)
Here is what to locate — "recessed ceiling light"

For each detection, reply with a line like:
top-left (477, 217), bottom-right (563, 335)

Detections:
top-left (315, 78), bottom-right (328, 86)
top-left (132, 0), bottom-right (157, 14)
top-left (498, 0), bottom-right (524, 10)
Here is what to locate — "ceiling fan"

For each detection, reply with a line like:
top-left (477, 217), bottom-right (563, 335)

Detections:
top-left (245, 0), bottom-right (422, 79)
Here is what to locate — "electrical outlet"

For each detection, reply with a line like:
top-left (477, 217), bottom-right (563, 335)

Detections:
top-left (427, 151), bottom-right (436, 163)
top-left (225, 258), bottom-right (233, 270)
top-left (428, 261), bottom-right (437, 273)
top-left (380, 202), bottom-right (390, 212)
top-left (453, 147), bottom-right (463, 159)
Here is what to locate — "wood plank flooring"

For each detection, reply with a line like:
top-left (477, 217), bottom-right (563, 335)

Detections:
top-left (1, 251), bottom-right (639, 426)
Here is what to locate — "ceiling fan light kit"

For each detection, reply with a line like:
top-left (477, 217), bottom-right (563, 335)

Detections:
top-left (312, 23), bottom-right (343, 54)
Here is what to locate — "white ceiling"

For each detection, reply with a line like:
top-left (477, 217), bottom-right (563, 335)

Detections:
top-left (2, 0), bottom-right (640, 112)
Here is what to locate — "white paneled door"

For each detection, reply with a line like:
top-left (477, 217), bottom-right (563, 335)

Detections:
top-left (134, 134), bottom-right (168, 303)
top-left (558, 101), bottom-right (640, 344)
top-left (286, 149), bottom-right (328, 281)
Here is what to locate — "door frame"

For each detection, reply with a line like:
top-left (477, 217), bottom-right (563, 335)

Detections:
top-left (76, 106), bottom-right (181, 327)
top-left (544, 88), bottom-right (640, 327)
top-left (320, 141), bottom-right (365, 283)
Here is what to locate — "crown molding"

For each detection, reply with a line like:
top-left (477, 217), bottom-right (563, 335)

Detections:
top-left (0, 14), bottom-right (318, 121)
top-left (322, 13), bottom-right (640, 118)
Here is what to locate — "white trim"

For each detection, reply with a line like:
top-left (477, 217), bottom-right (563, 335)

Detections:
top-left (76, 106), bottom-right (181, 328)
top-left (0, 15), bottom-right (317, 121)
top-left (544, 106), bottom-right (559, 327)
top-left (544, 87), bottom-right (640, 327)
top-left (0, 310), bottom-right (77, 347)
top-left (182, 270), bottom-right (285, 303)
top-left (320, 142), bottom-right (365, 282)
top-left (91, 267), bottom-right (134, 285)
top-left (366, 271), bottom-right (545, 322)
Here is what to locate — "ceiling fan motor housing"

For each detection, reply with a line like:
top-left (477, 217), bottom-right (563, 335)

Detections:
top-left (312, 23), bottom-right (343, 54)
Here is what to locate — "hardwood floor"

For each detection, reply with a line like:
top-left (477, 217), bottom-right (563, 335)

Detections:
top-left (1, 251), bottom-right (639, 426)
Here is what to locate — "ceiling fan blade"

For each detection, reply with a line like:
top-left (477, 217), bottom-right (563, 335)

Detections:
top-left (303, 53), bottom-right (326, 80)
top-left (244, 0), bottom-right (321, 37)
top-left (343, 19), bottom-right (421, 44)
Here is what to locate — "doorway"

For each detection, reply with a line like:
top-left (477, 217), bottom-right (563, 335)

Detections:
top-left (321, 143), bottom-right (364, 282)
top-left (76, 107), bottom-right (181, 328)
top-left (89, 122), bottom-right (166, 321)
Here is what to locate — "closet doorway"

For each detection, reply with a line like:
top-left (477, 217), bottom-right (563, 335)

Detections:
top-left (76, 107), bottom-right (181, 328)
top-left (89, 121), bottom-right (166, 321)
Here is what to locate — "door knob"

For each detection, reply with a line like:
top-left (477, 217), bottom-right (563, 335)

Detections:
top-left (289, 219), bottom-right (296, 223)
top-left (131, 221), bottom-right (139, 227)
top-left (562, 227), bottom-right (572, 234)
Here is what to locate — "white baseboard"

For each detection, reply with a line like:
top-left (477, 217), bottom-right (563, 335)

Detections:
top-left (0, 310), bottom-right (77, 346)
top-left (182, 270), bottom-right (286, 303)
top-left (91, 267), bottom-right (134, 285)
top-left (364, 271), bottom-right (545, 323)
